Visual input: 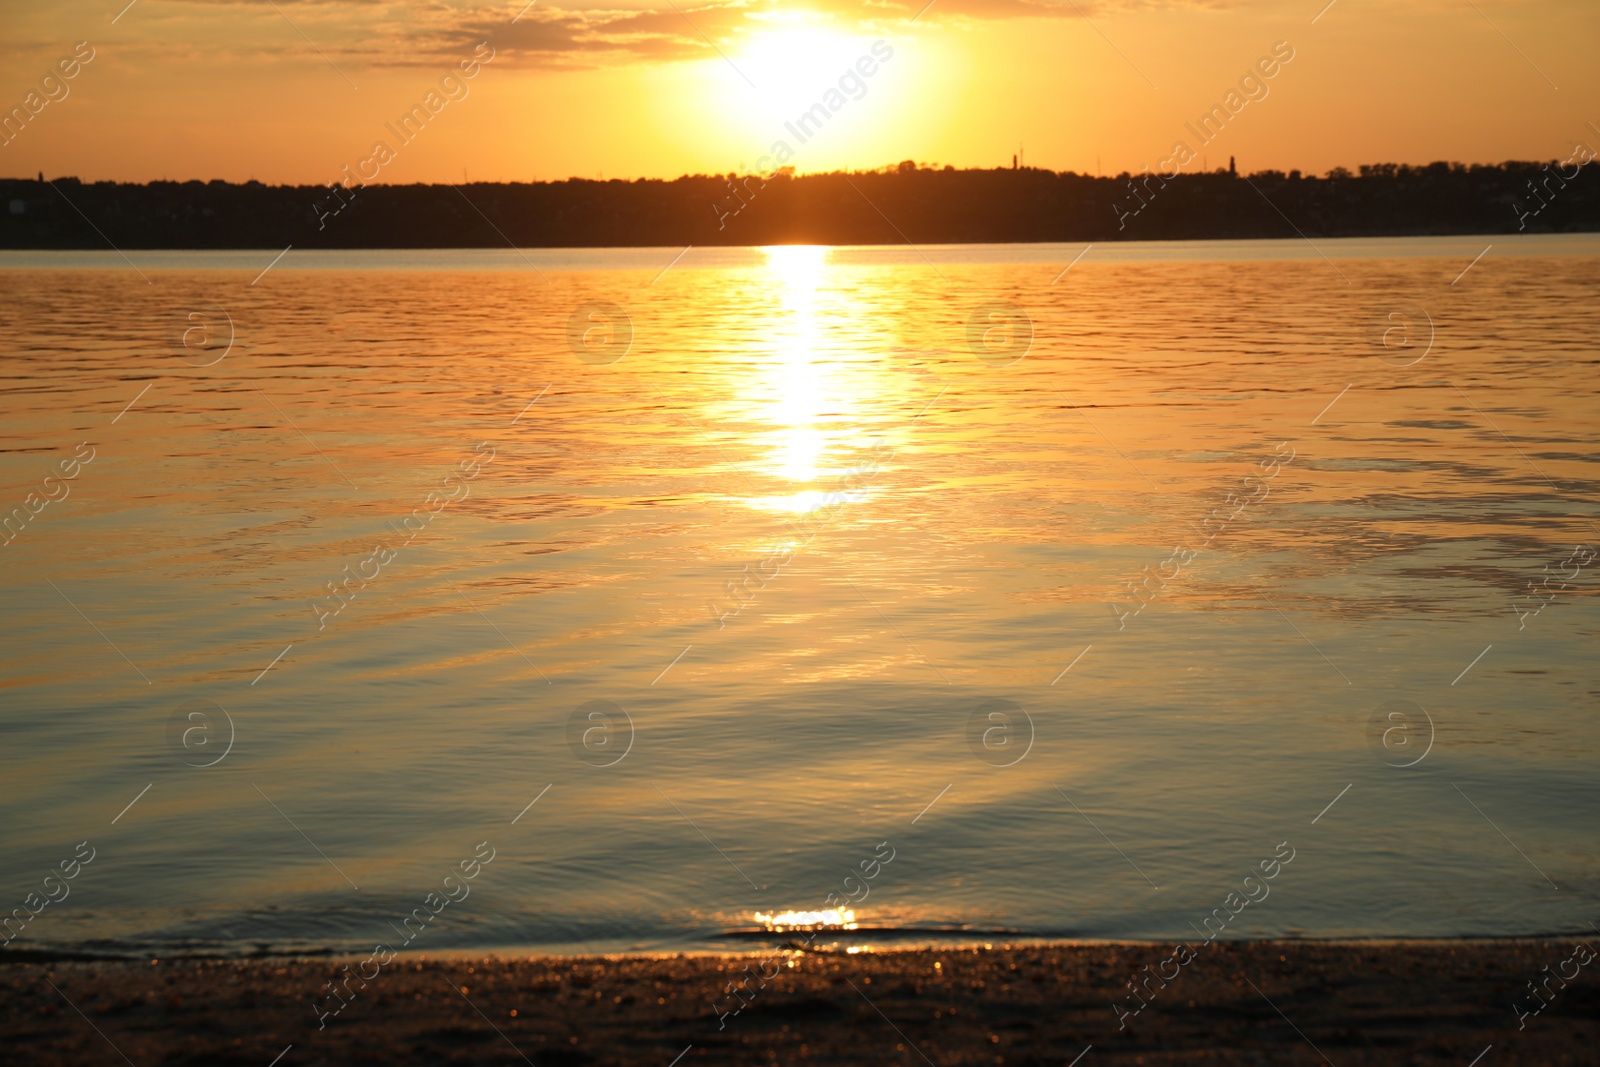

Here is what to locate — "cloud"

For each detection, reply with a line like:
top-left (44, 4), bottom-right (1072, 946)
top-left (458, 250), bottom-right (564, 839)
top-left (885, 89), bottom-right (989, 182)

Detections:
top-left (64, 0), bottom-right (1220, 71)
top-left (407, 0), bottom-right (1129, 69)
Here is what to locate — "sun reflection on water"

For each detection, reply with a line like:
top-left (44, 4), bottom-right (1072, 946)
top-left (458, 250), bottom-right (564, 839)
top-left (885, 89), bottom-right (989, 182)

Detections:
top-left (766, 245), bottom-right (830, 486)
top-left (745, 245), bottom-right (885, 518)
top-left (752, 907), bottom-right (858, 932)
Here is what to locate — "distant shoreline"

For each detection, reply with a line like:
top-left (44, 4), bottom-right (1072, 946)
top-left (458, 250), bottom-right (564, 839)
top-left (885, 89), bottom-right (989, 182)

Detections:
top-left (4, 161), bottom-right (1596, 250)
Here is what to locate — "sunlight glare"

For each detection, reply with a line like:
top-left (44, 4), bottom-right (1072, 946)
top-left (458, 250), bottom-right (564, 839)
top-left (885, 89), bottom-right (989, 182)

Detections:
top-left (737, 21), bottom-right (861, 117)
top-left (753, 907), bottom-right (858, 931)
top-left (766, 245), bottom-right (829, 484)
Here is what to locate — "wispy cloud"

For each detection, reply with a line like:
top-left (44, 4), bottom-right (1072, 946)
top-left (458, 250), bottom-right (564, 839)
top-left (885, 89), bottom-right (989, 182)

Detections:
top-left (59, 0), bottom-right (1161, 71)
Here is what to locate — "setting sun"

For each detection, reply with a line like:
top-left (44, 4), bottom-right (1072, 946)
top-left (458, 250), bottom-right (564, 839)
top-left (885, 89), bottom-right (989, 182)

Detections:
top-left (700, 19), bottom-right (913, 175)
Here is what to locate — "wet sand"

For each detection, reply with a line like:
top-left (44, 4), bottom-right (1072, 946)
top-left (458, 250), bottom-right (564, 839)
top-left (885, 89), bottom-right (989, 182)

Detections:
top-left (5, 939), bottom-right (1594, 1065)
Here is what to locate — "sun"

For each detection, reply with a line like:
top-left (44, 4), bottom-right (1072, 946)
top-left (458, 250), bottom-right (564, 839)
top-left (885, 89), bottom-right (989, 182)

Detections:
top-left (674, 10), bottom-right (923, 176)
top-left (732, 18), bottom-right (870, 134)
top-left (735, 19), bottom-right (861, 90)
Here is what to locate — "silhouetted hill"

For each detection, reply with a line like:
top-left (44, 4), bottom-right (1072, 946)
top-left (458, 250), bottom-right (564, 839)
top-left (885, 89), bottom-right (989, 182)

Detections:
top-left (2, 160), bottom-right (1594, 249)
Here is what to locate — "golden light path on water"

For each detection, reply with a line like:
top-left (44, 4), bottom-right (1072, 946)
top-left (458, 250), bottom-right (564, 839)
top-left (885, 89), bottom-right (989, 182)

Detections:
top-left (752, 244), bottom-right (865, 514)
top-left (742, 244), bottom-right (883, 524)
top-left (752, 908), bottom-right (858, 932)
top-left (769, 245), bottom-right (827, 486)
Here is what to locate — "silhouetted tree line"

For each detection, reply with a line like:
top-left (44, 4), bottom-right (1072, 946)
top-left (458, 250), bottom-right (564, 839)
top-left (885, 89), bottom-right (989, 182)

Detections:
top-left (2, 160), bottom-right (1594, 249)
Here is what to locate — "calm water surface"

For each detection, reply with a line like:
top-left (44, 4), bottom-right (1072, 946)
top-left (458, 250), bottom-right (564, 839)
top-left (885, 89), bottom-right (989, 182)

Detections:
top-left (1, 236), bottom-right (1597, 957)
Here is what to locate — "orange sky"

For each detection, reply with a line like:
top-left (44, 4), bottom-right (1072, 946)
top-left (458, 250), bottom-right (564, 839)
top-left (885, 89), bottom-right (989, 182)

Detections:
top-left (1, 0), bottom-right (1596, 184)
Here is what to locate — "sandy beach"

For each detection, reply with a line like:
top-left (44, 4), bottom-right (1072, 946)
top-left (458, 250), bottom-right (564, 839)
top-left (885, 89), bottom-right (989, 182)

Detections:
top-left (5, 939), bottom-right (1594, 1065)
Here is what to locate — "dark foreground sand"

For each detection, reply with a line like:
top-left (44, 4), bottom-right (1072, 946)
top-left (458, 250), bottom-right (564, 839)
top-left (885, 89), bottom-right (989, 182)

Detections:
top-left (4, 940), bottom-right (1595, 1065)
